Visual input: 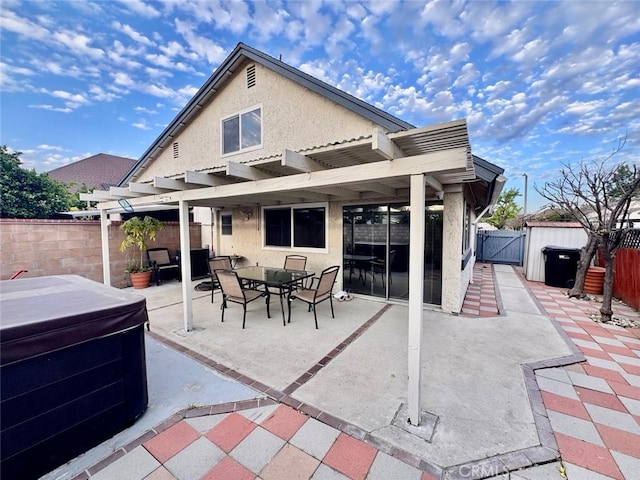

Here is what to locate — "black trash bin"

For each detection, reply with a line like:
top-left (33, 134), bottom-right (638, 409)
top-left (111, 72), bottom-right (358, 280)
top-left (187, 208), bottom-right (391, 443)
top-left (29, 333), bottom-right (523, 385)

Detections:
top-left (542, 245), bottom-right (581, 288)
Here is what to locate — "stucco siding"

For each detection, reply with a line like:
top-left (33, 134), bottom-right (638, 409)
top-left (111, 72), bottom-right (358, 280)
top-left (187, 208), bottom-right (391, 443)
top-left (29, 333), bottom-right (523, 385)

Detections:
top-left (138, 61), bottom-right (380, 182)
top-left (213, 201), bottom-right (345, 289)
top-left (441, 190), bottom-right (464, 313)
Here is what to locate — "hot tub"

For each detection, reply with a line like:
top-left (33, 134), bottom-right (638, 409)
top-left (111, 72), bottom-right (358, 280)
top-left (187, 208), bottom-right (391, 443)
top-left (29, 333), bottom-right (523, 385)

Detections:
top-left (1, 275), bottom-right (149, 480)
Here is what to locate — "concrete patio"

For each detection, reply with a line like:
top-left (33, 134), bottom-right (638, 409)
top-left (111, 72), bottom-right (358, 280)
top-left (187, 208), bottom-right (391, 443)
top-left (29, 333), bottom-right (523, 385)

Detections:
top-left (128, 264), bottom-right (571, 475)
top-left (43, 263), bottom-right (640, 479)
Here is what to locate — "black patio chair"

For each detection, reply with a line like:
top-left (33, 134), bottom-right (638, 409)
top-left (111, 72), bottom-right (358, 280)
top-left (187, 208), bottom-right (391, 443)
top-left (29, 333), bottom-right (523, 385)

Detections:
top-left (146, 248), bottom-right (181, 286)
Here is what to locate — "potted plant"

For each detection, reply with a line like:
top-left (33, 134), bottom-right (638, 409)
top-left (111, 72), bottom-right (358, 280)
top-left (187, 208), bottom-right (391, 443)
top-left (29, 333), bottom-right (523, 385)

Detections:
top-left (119, 216), bottom-right (164, 289)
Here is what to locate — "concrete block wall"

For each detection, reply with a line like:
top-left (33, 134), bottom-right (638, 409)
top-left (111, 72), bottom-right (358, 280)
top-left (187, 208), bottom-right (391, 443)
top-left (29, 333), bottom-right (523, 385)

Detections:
top-left (1, 219), bottom-right (200, 288)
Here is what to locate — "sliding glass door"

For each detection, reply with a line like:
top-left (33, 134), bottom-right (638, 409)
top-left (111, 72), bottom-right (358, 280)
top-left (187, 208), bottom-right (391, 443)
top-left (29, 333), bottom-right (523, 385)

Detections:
top-left (342, 202), bottom-right (442, 304)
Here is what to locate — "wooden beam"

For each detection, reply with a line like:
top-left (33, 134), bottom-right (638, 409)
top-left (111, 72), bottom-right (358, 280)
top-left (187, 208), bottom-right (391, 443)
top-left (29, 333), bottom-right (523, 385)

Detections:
top-left (153, 177), bottom-right (199, 190)
top-left (361, 182), bottom-right (396, 197)
top-left (195, 148), bottom-right (467, 200)
top-left (278, 191), bottom-right (330, 202)
top-left (226, 161), bottom-right (272, 181)
top-left (185, 170), bottom-right (230, 186)
top-left (109, 187), bottom-right (143, 197)
top-left (372, 128), bottom-right (404, 160)
top-left (96, 148), bottom-right (468, 210)
top-left (311, 187), bottom-right (361, 198)
top-left (129, 182), bottom-right (169, 195)
top-left (425, 175), bottom-right (443, 193)
top-left (281, 149), bottom-right (325, 172)
top-left (80, 190), bottom-right (114, 201)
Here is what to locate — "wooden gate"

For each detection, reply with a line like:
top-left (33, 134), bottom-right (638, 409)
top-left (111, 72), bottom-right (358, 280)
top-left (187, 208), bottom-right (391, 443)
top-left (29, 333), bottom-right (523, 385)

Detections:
top-left (476, 230), bottom-right (526, 265)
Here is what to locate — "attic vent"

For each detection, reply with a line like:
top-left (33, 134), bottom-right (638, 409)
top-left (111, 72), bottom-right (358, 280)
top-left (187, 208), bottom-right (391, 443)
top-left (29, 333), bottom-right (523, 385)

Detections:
top-left (172, 142), bottom-right (179, 159)
top-left (246, 64), bottom-right (256, 88)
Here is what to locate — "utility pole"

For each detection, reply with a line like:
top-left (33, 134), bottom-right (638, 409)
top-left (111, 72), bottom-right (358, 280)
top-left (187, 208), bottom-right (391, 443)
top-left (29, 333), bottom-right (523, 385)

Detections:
top-left (522, 173), bottom-right (528, 217)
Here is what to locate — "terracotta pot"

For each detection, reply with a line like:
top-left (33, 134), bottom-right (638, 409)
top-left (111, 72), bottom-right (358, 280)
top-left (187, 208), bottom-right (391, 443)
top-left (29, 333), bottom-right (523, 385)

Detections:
top-left (584, 266), bottom-right (606, 295)
top-left (130, 271), bottom-right (152, 289)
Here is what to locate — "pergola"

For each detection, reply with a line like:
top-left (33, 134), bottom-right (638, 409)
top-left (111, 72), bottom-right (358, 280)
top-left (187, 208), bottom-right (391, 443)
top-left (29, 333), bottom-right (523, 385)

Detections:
top-left (83, 119), bottom-right (478, 425)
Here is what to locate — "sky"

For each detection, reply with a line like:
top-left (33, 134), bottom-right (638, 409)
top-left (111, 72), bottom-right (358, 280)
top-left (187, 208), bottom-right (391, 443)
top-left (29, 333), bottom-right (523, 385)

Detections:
top-left (1, 0), bottom-right (639, 212)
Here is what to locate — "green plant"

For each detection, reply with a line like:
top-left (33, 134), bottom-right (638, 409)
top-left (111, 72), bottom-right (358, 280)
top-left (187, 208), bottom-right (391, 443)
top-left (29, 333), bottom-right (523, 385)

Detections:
top-left (119, 216), bottom-right (164, 273)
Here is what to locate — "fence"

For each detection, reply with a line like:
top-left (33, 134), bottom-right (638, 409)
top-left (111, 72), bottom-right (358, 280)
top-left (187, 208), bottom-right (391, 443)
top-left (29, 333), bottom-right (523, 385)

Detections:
top-left (0, 219), bottom-right (201, 288)
top-left (612, 230), bottom-right (640, 311)
top-left (475, 230), bottom-right (526, 265)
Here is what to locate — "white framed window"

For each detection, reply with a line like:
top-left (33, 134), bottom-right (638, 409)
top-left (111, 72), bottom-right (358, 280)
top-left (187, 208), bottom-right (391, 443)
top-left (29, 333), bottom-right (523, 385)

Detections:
top-left (221, 105), bottom-right (262, 156)
top-left (262, 203), bottom-right (328, 251)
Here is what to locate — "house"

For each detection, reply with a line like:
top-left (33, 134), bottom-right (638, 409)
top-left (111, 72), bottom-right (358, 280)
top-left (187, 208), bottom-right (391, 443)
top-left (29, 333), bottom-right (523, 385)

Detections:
top-left (86, 42), bottom-right (504, 313)
top-left (83, 42), bottom-right (505, 424)
top-left (47, 153), bottom-right (135, 192)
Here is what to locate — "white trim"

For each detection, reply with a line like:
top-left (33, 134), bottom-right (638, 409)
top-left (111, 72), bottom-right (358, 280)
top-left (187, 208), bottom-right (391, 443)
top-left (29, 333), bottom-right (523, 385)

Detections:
top-left (220, 104), bottom-right (263, 157)
top-left (261, 202), bottom-right (329, 253)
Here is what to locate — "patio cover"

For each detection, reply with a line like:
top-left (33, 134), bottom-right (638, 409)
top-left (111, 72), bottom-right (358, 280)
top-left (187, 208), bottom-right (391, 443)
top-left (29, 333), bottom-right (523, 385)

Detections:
top-left (83, 119), bottom-right (497, 425)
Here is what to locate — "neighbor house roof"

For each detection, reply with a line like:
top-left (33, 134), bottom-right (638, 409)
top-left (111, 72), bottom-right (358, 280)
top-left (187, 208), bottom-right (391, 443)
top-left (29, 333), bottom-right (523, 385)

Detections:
top-left (120, 42), bottom-right (414, 186)
top-left (48, 154), bottom-right (135, 191)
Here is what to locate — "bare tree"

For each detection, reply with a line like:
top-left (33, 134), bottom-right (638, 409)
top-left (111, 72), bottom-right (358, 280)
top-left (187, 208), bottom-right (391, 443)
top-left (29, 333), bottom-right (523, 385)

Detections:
top-left (535, 141), bottom-right (640, 322)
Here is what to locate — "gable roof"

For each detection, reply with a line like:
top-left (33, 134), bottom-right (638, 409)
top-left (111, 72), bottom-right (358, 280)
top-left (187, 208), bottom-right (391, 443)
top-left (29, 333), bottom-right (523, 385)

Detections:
top-left (120, 42), bottom-right (414, 186)
top-left (48, 153), bottom-right (135, 191)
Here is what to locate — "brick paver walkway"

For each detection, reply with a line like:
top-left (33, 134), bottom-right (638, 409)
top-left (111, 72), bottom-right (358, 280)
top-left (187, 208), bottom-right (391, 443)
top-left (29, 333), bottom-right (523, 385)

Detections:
top-left (461, 262), bottom-right (500, 317)
top-left (85, 403), bottom-right (436, 480)
top-left (521, 269), bottom-right (640, 479)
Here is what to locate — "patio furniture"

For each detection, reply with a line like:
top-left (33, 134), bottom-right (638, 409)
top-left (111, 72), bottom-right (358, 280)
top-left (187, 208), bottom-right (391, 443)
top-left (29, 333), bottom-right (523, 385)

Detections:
top-left (216, 269), bottom-right (270, 329)
top-left (208, 256), bottom-right (232, 303)
top-left (283, 254), bottom-right (307, 289)
top-left (235, 266), bottom-right (315, 326)
top-left (146, 248), bottom-right (181, 286)
top-left (368, 250), bottom-right (397, 288)
top-left (343, 254), bottom-right (376, 285)
top-left (287, 265), bottom-right (340, 329)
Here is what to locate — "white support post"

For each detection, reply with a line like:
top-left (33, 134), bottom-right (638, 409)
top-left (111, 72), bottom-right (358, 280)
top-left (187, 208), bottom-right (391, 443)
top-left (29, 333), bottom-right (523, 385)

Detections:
top-left (100, 209), bottom-right (111, 286)
top-left (408, 174), bottom-right (426, 425)
top-left (179, 200), bottom-right (193, 332)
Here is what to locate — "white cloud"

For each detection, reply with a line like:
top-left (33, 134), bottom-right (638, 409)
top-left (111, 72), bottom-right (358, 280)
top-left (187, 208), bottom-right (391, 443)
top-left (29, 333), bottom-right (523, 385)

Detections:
top-left (28, 104), bottom-right (73, 113)
top-left (89, 85), bottom-right (118, 102)
top-left (115, 0), bottom-right (160, 18)
top-left (134, 106), bottom-right (158, 114)
top-left (174, 18), bottom-right (226, 64)
top-left (50, 89), bottom-right (90, 107)
top-left (250, 2), bottom-right (288, 43)
top-left (0, 9), bottom-right (50, 40)
top-left (37, 144), bottom-right (63, 151)
top-left (52, 30), bottom-right (104, 59)
top-left (112, 21), bottom-right (154, 46)
top-left (132, 120), bottom-right (151, 130)
top-left (112, 72), bottom-right (135, 88)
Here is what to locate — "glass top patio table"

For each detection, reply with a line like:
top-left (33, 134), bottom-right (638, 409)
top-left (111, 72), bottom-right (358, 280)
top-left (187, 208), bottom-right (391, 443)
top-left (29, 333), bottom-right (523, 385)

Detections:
top-left (234, 266), bottom-right (315, 325)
